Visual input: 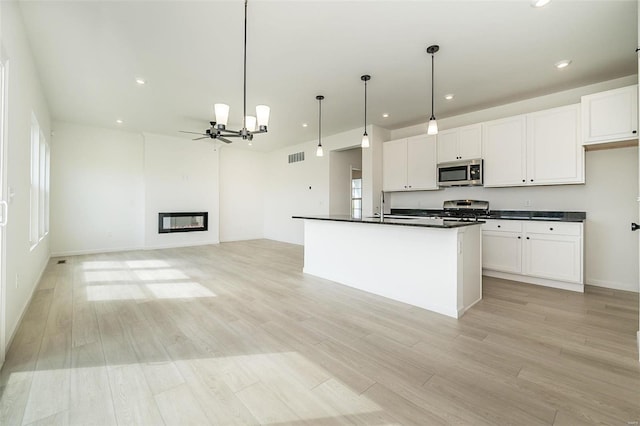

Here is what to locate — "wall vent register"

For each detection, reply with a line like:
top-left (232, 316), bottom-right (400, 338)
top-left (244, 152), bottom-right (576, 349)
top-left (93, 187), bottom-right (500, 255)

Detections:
top-left (158, 212), bottom-right (208, 233)
top-left (288, 152), bottom-right (305, 163)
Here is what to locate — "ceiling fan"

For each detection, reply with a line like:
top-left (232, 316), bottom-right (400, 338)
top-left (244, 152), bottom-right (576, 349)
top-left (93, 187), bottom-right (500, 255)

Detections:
top-left (179, 122), bottom-right (233, 144)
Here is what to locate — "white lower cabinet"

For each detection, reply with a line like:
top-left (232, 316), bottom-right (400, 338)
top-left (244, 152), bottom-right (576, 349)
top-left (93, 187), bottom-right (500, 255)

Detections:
top-left (482, 219), bottom-right (583, 291)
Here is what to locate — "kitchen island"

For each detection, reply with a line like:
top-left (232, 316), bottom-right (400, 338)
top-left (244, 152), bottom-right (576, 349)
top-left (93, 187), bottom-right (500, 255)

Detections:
top-left (292, 215), bottom-right (483, 319)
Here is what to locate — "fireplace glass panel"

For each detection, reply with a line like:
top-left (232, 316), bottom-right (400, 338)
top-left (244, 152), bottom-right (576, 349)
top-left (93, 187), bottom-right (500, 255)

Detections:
top-left (158, 212), bottom-right (208, 233)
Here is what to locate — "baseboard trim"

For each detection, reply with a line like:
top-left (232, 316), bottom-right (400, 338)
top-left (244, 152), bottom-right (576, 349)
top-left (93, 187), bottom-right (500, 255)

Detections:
top-left (483, 270), bottom-right (584, 293)
top-left (51, 240), bottom-right (221, 257)
top-left (586, 278), bottom-right (639, 293)
top-left (5, 254), bottom-right (50, 355)
top-left (51, 246), bottom-right (145, 257)
top-left (143, 240), bottom-right (220, 250)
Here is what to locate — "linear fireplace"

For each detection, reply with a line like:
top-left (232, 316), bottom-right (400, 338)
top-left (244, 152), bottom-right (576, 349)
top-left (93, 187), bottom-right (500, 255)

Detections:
top-left (158, 212), bottom-right (208, 233)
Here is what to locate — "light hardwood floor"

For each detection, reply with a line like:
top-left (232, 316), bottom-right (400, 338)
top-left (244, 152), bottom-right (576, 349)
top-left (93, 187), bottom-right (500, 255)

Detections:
top-left (1, 239), bottom-right (638, 425)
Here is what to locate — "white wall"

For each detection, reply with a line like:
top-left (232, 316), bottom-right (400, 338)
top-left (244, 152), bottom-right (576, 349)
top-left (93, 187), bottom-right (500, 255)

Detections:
top-left (329, 147), bottom-right (362, 216)
top-left (51, 122), bottom-right (145, 255)
top-left (219, 146), bottom-right (266, 242)
top-left (1, 1), bottom-right (52, 350)
top-left (263, 125), bottom-right (385, 245)
top-left (143, 133), bottom-right (220, 249)
top-left (51, 125), bottom-right (220, 255)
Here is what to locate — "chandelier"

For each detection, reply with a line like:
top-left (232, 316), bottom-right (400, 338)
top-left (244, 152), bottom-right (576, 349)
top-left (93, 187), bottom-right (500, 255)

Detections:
top-left (211, 0), bottom-right (270, 144)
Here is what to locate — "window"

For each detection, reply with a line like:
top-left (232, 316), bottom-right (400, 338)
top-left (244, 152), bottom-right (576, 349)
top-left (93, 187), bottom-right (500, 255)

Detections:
top-left (30, 114), bottom-right (49, 248)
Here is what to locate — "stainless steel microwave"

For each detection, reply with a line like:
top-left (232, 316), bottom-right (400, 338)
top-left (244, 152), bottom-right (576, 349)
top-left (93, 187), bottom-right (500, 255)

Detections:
top-left (437, 159), bottom-right (483, 187)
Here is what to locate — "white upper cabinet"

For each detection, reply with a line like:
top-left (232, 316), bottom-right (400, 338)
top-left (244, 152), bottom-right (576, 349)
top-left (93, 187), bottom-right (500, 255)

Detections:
top-left (483, 105), bottom-right (583, 187)
top-left (527, 104), bottom-right (583, 185)
top-left (383, 135), bottom-right (437, 192)
top-left (581, 85), bottom-right (638, 145)
top-left (437, 124), bottom-right (482, 163)
top-left (482, 115), bottom-right (527, 186)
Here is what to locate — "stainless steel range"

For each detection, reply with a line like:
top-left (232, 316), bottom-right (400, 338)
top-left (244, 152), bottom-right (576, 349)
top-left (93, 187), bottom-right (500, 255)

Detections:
top-left (441, 200), bottom-right (489, 221)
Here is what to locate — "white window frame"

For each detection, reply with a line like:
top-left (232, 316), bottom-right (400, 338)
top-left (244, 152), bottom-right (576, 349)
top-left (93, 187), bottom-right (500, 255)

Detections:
top-left (29, 114), bottom-right (49, 249)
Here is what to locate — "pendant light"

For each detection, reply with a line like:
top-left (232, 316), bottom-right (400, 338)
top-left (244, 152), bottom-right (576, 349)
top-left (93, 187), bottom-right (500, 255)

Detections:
top-left (316, 95), bottom-right (324, 157)
top-left (426, 44), bottom-right (439, 135)
top-left (361, 75), bottom-right (371, 148)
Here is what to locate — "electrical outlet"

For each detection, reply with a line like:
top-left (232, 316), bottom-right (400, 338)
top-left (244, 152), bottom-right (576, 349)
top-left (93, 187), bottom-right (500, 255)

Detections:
top-left (525, 199), bottom-right (532, 207)
top-left (15, 273), bottom-right (19, 289)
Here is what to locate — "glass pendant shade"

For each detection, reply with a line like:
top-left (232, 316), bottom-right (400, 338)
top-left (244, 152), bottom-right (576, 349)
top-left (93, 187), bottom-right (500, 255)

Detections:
top-left (427, 117), bottom-right (438, 135)
top-left (361, 133), bottom-right (370, 148)
top-left (245, 116), bottom-right (257, 132)
top-left (316, 145), bottom-right (324, 157)
top-left (214, 103), bottom-right (230, 126)
top-left (256, 105), bottom-right (270, 127)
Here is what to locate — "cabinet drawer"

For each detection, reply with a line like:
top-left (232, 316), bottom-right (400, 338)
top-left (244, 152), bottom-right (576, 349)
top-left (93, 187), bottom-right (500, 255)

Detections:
top-left (482, 220), bottom-right (523, 232)
top-left (524, 221), bottom-right (581, 236)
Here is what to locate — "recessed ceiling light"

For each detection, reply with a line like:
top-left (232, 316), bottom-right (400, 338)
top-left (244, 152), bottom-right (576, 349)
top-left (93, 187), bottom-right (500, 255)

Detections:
top-left (555, 59), bottom-right (572, 69)
top-left (444, 94), bottom-right (455, 100)
top-left (382, 113), bottom-right (389, 118)
top-left (531, 0), bottom-right (551, 7)
top-left (302, 123), bottom-right (308, 127)
top-left (116, 119), bottom-right (123, 124)
top-left (135, 78), bottom-right (146, 85)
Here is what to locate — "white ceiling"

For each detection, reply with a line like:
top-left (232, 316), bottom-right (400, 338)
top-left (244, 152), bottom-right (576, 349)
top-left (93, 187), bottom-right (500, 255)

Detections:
top-left (18, 0), bottom-right (638, 151)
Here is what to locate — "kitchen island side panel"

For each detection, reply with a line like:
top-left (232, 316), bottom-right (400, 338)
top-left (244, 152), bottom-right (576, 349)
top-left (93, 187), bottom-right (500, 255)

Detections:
top-left (302, 219), bottom-right (481, 318)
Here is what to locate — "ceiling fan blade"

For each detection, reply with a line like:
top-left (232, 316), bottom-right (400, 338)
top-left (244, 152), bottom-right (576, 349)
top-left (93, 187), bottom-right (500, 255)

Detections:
top-left (192, 137), bottom-right (209, 140)
top-left (179, 130), bottom-right (207, 136)
top-left (217, 136), bottom-right (233, 144)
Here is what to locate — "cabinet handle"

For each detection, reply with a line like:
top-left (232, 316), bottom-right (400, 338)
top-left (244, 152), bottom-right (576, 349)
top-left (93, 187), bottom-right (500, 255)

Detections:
top-left (526, 236), bottom-right (530, 240)
top-left (497, 225), bottom-right (501, 228)
top-left (633, 130), bottom-right (637, 134)
top-left (522, 179), bottom-right (525, 183)
top-left (517, 236), bottom-right (521, 239)
top-left (530, 179), bottom-right (534, 182)
top-left (549, 227), bottom-right (554, 231)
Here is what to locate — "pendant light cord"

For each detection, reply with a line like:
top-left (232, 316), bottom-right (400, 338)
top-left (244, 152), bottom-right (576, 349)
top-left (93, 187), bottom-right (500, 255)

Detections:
top-left (243, 0), bottom-right (248, 129)
top-left (364, 79), bottom-right (367, 132)
top-left (318, 97), bottom-right (322, 146)
top-left (430, 53), bottom-right (434, 118)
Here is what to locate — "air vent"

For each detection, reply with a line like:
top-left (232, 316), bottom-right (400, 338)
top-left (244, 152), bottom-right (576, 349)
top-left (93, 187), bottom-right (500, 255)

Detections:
top-left (288, 152), bottom-right (305, 164)
top-left (57, 260), bottom-right (67, 264)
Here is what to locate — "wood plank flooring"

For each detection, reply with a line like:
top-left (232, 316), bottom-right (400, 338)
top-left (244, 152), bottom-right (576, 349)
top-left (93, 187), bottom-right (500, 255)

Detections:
top-left (1, 239), bottom-right (638, 425)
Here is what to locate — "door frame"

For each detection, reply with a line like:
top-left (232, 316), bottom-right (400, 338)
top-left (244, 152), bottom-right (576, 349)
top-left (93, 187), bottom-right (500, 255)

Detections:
top-left (0, 45), bottom-right (9, 368)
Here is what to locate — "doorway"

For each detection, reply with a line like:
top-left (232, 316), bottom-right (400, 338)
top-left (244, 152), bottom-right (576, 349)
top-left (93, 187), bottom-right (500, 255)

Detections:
top-left (329, 147), bottom-right (362, 216)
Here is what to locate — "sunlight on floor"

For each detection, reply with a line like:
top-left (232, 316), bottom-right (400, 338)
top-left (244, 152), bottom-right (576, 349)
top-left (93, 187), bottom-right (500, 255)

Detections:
top-left (2, 352), bottom-right (395, 425)
top-left (85, 282), bottom-right (215, 301)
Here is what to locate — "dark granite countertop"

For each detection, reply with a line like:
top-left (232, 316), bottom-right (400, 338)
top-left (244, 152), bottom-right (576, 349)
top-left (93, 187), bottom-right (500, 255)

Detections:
top-left (292, 215), bottom-right (483, 229)
top-left (390, 209), bottom-right (586, 223)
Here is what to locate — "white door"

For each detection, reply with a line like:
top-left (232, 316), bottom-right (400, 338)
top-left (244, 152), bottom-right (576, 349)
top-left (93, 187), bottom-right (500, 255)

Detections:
top-left (523, 233), bottom-right (582, 283)
top-left (482, 231), bottom-right (523, 273)
top-left (0, 49), bottom-right (8, 368)
top-left (457, 124), bottom-right (482, 161)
